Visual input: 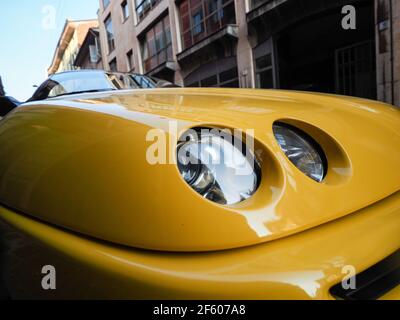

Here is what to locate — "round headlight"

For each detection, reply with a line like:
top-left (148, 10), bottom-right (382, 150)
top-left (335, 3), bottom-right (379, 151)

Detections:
top-left (177, 128), bottom-right (261, 205)
top-left (273, 122), bottom-right (327, 182)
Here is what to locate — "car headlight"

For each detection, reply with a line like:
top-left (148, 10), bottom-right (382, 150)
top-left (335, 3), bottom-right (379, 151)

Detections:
top-left (177, 128), bottom-right (261, 205)
top-left (273, 122), bottom-right (327, 182)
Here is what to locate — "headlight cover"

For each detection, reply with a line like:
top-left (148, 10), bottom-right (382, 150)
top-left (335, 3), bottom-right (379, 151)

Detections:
top-left (177, 128), bottom-right (261, 205)
top-left (273, 122), bottom-right (327, 182)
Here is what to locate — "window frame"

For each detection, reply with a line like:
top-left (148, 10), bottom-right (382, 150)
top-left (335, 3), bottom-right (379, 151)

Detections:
top-left (253, 38), bottom-right (276, 89)
top-left (184, 57), bottom-right (239, 88)
top-left (126, 49), bottom-right (134, 72)
top-left (121, 0), bottom-right (130, 22)
top-left (109, 58), bottom-right (118, 72)
top-left (135, 0), bottom-right (162, 22)
top-left (104, 14), bottom-right (115, 54)
top-left (178, 0), bottom-right (235, 51)
top-left (140, 15), bottom-right (173, 73)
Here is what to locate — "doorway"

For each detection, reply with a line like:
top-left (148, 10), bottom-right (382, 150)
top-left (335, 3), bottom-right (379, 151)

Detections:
top-left (275, 1), bottom-right (376, 99)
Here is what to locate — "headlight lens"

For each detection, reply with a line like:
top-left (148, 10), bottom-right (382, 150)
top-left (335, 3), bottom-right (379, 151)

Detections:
top-left (177, 128), bottom-right (261, 205)
top-left (273, 122), bottom-right (327, 182)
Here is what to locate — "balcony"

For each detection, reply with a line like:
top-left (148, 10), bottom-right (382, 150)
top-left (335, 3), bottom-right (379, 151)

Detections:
top-left (179, 0), bottom-right (236, 51)
top-left (177, 24), bottom-right (238, 63)
top-left (143, 44), bottom-right (173, 73)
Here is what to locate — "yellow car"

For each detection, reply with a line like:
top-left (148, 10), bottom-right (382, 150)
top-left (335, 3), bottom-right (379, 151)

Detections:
top-left (0, 70), bottom-right (398, 300)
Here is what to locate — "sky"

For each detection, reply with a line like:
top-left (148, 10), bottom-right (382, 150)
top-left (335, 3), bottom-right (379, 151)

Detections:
top-left (0, 0), bottom-right (99, 101)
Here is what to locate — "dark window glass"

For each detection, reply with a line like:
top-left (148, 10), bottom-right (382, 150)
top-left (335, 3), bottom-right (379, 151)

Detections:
top-left (179, 0), bottom-right (235, 50)
top-left (251, 0), bottom-right (268, 10)
top-left (190, 67), bottom-right (238, 88)
top-left (184, 57), bottom-right (238, 88)
top-left (219, 67), bottom-right (238, 83)
top-left (127, 50), bottom-right (134, 71)
top-left (255, 53), bottom-right (273, 88)
top-left (155, 21), bottom-right (165, 51)
top-left (200, 75), bottom-right (218, 87)
top-left (256, 54), bottom-right (272, 70)
top-left (221, 1), bottom-right (235, 25)
top-left (257, 69), bottom-right (273, 88)
top-left (109, 58), bottom-right (117, 72)
top-left (220, 80), bottom-right (239, 88)
top-left (141, 16), bottom-right (172, 72)
top-left (104, 15), bottom-right (115, 53)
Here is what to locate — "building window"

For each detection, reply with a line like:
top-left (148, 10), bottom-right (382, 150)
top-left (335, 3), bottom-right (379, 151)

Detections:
top-left (89, 44), bottom-right (101, 64)
top-left (103, 0), bottom-right (110, 10)
top-left (121, 0), bottom-right (129, 21)
top-left (251, 0), bottom-right (268, 10)
top-left (126, 50), bottom-right (134, 71)
top-left (185, 57), bottom-right (239, 88)
top-left (135, 0), bottom-right (161, 22)
top-left (253, 39), bottom-right (275, 89)
top-left (192, 11), bottom-right (203, 35)
top-left (335, 41), bottom-right (376, 99)
top-left (104, 15), bottom-right (115, 53)
top-left (109, 58), bottom-right (118, 72)
top-left (141, 16), bottom-right (172, 73)
top-left (255, 54), bottom-right (274, 88)
top-left (179, 0), bottom-right (236, 50)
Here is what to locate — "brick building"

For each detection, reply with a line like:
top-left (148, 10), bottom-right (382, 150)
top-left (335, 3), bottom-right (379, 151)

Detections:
top-left (92, 0), bottom-right (399, 106)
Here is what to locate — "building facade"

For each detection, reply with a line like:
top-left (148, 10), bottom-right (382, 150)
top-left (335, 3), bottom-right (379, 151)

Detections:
top-left (74, 28), bottom-right (103, 70)
top-left (375, 0), bottom-right (400, 106)
top-left (96, 0), bottom-right (399, 105)
top-left (48, 19), bottom-right (99, 75)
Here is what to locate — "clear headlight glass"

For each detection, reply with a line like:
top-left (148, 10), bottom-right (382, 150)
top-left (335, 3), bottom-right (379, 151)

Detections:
top-left (177, 128), bottom-right (261, 205)
top-left (273, 122), bottom-right (327, 182)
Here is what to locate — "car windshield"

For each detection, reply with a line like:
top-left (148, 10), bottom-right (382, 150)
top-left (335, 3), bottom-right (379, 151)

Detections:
top-left (48, 71), bottom-right (118, 98)
top-left (29, 70), bottom-right (178, 101)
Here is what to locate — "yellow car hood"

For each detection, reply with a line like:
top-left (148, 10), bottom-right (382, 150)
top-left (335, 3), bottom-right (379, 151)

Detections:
top-left (0, 88), bottom-right (399, 251)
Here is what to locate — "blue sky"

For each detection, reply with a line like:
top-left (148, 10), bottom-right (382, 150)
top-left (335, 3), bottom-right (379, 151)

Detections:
top-left (0, 0), bottom-right (99, 101)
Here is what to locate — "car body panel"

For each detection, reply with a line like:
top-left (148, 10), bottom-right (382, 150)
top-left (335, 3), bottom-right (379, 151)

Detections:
top-left (0, 189), bottom-right (399, 299)
top-left (0, 88), bottom-right (399, 251)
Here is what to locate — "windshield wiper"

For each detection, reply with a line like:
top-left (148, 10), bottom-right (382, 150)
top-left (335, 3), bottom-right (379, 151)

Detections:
top-left (51, 88), bottom-right (117, 98)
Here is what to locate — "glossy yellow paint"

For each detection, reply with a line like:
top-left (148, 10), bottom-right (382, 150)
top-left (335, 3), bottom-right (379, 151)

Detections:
top-left (0, 88), bottom-right (399, 299)
top-left (0, 188), bottom-right (398, 299)
top-left (0, 88), bottom-right (399, 252)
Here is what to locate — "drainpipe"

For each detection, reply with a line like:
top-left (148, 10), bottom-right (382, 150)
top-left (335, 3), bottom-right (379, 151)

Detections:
top-left (389, 0), bottom-right (395, 104)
